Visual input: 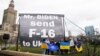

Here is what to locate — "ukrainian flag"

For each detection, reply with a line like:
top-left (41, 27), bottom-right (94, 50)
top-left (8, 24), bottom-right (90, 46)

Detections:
top-left (75, 42), bottom-right (83, 52)
top-left (41, 43), bottom-right (48, 49)
top-left (60, 41), bottom-right (70, 50)
top-left (75, 46), bottom-right (83, 52)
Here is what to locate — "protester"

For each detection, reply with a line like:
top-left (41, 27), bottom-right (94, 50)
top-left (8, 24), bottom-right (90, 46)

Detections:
top-left (70, 36), bottom-right (75, 53)
top-left (41, 38), bottom-right (48, 55)
top-left (60, 38), bottom-right (65, 55)
top-left (59, 37), bottom-right (70, 54)
top-left (56, 41), bottom-right (60, 55)
top-left (41, 37), bottom-right (84, 55)
top-left (45, 38), bottom-right (50, 54)
top-left (49, 39), bottom-right (55, 55)
top-left (64, 37), bottom-right (70, 54)
top-left (75, 38), bottom-right (83, 53)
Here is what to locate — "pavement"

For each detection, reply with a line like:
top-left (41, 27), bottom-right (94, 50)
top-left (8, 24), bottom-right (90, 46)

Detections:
top-left (0, 48), bottom-right (1, 51)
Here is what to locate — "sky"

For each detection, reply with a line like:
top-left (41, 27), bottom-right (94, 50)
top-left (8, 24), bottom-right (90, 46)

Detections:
top-left (0, 0), bottom-right (100, 36)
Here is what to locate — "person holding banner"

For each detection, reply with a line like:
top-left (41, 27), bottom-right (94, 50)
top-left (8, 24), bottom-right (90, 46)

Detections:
top-left (48, 39), bottom-right (58, 55)
top-left (45, 38), bottom-right (50, 54)
top-left (64, 38), bottom-right (70, 54)
top-left (56, 41), bottom-right (60, 55)
top-left (59, 38), bottom-right (65, 54)
top-left (60, 38), bottom-right (70, 54)
top-left (70, 37), bottom-right (75, 54)
top-left (41, 38), bottom-right (50, 55)
top-left (75, 39), bottom-right (83, 53)
top-left (41, 38), bottom-right (48, 55)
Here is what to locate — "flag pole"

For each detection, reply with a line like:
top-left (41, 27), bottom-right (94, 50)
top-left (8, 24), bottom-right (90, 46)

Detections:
top-left (16, 18), bottom-right (20, 51)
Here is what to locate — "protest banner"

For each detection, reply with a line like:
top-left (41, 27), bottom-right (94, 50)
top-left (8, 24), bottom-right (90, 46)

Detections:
top-left (19, 14), bottom-right (65, 47)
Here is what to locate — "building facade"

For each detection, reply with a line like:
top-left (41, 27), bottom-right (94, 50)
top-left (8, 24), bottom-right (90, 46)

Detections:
top-left (0, 0), bottom-right (18, 43)
top-left (85, 26), bottom-right (94, 37)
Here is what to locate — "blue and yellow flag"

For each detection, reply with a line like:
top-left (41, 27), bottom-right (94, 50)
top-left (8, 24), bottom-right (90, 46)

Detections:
top-left (41, 43), bottom-right (48, 49)
top-left (75, 46), bottom-right (83, 52)
top-left (75, 42), bottom-right (83, 52)
top-left (60, 41), bottom-right (70, 50)
top-left (48, 43), bottom-right (59, 51)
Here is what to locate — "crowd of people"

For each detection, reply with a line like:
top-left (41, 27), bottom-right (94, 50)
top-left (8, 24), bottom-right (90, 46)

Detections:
top-left (41, 37), bottom-right (83, 55)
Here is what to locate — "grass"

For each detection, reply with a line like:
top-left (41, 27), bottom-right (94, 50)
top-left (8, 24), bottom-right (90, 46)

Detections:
top-left (7, 44), bottom-right (100, 56)
top-left (8, 46), bottom-right (42, 54)
top-left (8, 46), bottom-right (82, 56)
